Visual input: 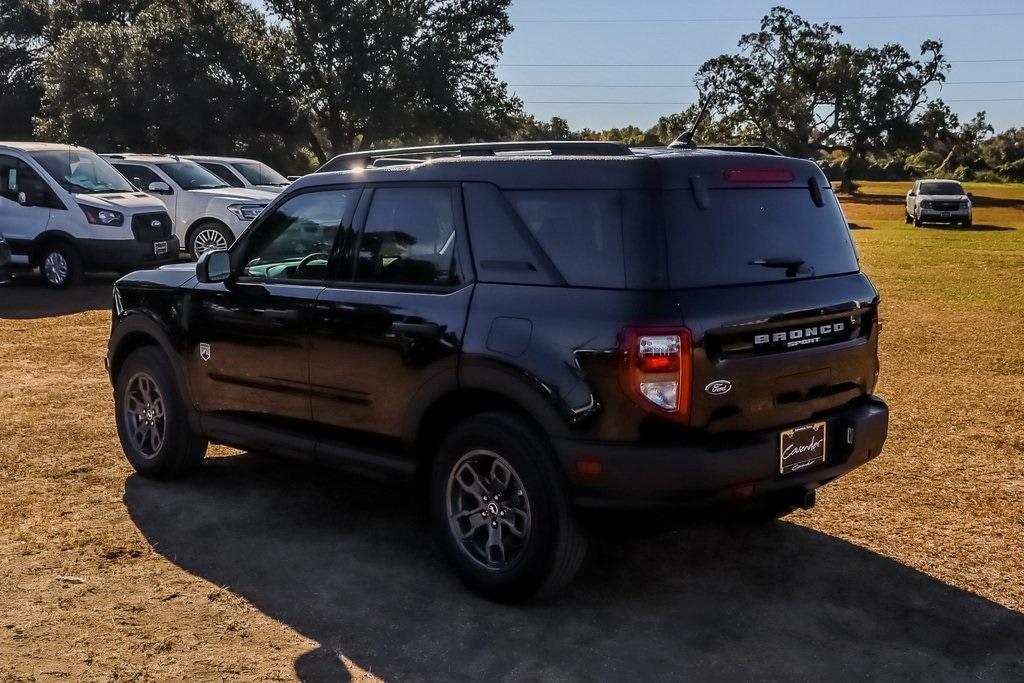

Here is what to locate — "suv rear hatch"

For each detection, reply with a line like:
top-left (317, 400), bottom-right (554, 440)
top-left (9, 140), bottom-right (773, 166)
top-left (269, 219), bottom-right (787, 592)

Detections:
top-left (655, 153), bottom-right (879, 433)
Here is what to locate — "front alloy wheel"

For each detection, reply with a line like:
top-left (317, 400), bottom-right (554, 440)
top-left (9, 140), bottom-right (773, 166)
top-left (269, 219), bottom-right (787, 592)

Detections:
top-left (446, 449), bottom-right (531, 571)
top-left (191, 227), bottom-right (229, 257)
top-left (122, 372), bottom-right (166, 458)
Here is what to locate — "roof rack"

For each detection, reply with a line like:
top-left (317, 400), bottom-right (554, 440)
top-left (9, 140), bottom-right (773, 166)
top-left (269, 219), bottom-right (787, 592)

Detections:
top-left (317, 140), bottom-right (633, 172)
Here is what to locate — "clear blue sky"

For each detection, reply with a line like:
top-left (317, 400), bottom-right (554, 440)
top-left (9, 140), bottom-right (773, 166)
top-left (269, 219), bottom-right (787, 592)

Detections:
top-left (501, 0), bottom-right (1024, 133)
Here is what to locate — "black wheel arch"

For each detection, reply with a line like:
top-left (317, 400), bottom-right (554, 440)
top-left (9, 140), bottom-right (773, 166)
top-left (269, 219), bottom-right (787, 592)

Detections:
top-left (31, 230), bottom-right (79, 266)
top-left (108, 313), bottom-right (201, 433)
top-left (405, 358), bottom-right (576, 487)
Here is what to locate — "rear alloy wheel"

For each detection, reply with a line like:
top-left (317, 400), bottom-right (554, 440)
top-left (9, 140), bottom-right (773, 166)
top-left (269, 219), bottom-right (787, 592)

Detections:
top-left (39, 242), bottom-right (82, 288)
top-left (431, 412), bottom-right (587, 602)
top-left (188, 222), bottom-right (232, 258)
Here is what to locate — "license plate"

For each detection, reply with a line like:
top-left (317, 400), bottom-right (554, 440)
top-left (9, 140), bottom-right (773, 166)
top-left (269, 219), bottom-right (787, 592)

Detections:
top-left (153, 241), bottom-right (168, 255)
top-left (779, 421), bottom-right (827, 475)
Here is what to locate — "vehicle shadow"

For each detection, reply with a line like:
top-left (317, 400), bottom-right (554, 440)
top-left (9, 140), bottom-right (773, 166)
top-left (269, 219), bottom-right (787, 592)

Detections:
top-left (920, 223), bottom-right (1015, 232)
top-left (124, 453), bottom-right (1024, 682)
top-left (0, 272), bottom-right (115, 319)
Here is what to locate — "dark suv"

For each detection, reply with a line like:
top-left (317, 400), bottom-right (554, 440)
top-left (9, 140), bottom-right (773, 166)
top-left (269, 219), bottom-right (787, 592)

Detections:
top-left (107, 141), bottom-right (888, 601)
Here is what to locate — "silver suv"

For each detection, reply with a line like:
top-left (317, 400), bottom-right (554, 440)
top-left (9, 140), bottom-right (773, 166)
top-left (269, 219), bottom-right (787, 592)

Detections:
top-left (905, 179), bottom-right (973, 227)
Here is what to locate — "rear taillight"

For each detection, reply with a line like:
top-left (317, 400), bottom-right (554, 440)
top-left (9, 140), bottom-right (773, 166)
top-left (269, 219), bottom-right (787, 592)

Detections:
top-left (619, 327), bottom-right (693, 423)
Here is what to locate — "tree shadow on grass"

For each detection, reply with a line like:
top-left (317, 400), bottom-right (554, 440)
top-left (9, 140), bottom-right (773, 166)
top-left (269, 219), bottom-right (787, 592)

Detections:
top-left (847, 192), bottom-right (1024, 210)
top-left (124, 453), bottom-right (1024, 682)
top-left (0, 272), bottom-right (115, 320)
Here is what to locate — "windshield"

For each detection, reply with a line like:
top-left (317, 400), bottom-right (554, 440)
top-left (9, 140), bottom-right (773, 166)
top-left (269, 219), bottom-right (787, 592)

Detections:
top-left (919, 181), bottom-right (964, 196)
top-left (159, 161), bottom-right (230, 190)
top-left (232, 162), bottom-right (289, 186)
top-left (30, 150), bottom-right (134, 195)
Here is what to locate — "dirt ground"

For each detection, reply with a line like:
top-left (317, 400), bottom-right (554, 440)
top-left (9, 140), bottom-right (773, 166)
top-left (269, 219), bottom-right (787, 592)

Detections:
top-left (1, 182), bottom-right (1023, 681)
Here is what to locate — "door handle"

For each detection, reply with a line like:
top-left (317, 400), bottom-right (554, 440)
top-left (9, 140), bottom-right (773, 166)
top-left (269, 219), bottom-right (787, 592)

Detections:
top-left (391, 321), bottom-right (442, 337)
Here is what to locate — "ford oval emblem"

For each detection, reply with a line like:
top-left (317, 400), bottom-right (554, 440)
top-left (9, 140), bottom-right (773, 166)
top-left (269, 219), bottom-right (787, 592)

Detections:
top-left (705, 380), bottom-right (732, 396)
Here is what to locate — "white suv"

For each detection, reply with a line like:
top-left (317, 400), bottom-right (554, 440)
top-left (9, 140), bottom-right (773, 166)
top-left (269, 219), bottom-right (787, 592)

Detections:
top-left (0, 142), bottom-right (177, 287)
top-left (905, 179), bottom-right (973, 227)
top-left (184, 155), bottom-right (291, 194)
top-left (103, 154), bottom-right (277, 257)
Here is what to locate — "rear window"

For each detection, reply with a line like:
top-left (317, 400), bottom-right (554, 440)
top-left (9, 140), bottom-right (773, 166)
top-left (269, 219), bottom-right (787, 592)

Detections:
top-left (664, 188), bottom-right (859, 288)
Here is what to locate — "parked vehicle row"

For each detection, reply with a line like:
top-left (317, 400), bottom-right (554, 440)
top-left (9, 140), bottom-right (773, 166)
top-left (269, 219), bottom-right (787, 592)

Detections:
top-left (106, 140), bottom-right (889, 601)
top-left (0, 142), bottom-right (290, 286)
top-left (102, 154), bottom-right (278, 257)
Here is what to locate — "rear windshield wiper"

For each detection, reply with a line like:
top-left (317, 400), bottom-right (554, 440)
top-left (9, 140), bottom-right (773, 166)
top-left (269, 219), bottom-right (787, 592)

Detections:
top-left (749, 257), bottom-right (805, 277)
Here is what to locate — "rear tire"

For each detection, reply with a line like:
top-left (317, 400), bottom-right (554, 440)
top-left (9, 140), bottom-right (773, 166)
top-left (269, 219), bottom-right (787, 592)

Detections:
top-left (187, 222), bottom-right (233, 259)
top-left (39, 242), bottom-right (82, 288)
top-left (430, 412), bottom-right (587, 602)
top-left (114, 346), bottom-right (207, 479)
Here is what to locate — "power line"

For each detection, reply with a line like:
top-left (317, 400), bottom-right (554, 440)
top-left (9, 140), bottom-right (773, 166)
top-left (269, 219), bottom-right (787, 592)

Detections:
top-left (500, 59), bottom-right (1024, 66)
top-left (510, 81), bottom-right (1024, 88)
top-left (510, 12), bottom-right (1024, 23)
top-left (523, 98), bottom-right (1024, 105)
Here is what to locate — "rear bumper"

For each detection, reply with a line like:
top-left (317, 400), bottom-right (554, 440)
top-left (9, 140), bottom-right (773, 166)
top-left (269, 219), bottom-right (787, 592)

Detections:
top-left (78, 237), bottom-right (180, 271)
top-left (555, 396), bottom-right (889, 509)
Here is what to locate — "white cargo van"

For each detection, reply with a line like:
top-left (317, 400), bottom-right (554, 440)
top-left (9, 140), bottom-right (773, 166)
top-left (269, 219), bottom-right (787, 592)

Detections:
top-left (0, 143), bottom-right (177, 287)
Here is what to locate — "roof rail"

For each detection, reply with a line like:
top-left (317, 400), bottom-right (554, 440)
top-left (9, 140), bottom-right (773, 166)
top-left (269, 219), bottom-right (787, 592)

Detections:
top-left (317, 140), bottom-right (633, 172)
top-left (699, 145), bottom-right (783, 156)
top-left (370, 157), bottom-right (426, 168)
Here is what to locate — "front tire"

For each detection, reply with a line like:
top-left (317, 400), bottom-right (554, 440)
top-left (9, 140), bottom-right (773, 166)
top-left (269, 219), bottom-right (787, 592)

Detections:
top-left (187, 222), bottom-right (233, 259)
top-left (114, 346), bottom-right (207, 479)
top-left (39, 242), bottom-right (82, 288)
top-left (914, 213), bottom-right (923, 227)
top-left (904, 212), bottom-right (912, 224)
top-left (430, 412), bottom-right (587, 602)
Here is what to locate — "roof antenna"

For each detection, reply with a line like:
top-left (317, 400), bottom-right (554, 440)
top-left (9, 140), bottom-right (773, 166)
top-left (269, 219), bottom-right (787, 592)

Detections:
top-left (669, 96), bottom-right (713, 149)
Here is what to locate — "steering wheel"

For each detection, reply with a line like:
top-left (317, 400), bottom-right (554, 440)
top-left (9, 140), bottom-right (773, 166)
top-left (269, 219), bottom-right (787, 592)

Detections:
top-left (294, 252), bottom-right (329, 276)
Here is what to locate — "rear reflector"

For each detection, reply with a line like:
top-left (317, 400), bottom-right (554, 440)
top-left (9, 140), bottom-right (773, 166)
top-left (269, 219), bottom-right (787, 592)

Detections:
top-left (724, 168), bottom-right (795, 183)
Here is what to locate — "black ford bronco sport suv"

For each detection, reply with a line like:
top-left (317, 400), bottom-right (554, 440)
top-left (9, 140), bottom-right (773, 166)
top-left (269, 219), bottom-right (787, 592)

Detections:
top-left (107, 141), bottom-right (888, 601)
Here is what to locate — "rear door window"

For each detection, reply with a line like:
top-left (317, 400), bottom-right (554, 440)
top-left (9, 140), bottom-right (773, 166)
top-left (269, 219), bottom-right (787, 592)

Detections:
top-left (664, 188), bottom-right (859, 288)
top-left (353, 187), bottom-right (461, 288)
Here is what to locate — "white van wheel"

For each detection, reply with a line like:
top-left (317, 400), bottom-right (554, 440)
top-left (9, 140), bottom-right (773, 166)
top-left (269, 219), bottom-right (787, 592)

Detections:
top-left (40, 243), bottom-right (82, 288)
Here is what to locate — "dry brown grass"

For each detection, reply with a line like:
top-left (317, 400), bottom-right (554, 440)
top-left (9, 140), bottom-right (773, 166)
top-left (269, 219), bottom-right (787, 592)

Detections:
top-left (1, 180), bottom-right (1022, 679)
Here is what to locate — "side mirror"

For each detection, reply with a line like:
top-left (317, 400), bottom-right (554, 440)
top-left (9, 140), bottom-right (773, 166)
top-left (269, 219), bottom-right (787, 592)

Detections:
top-left (196, 249), bottom-right (232, 284)
top-left (16, 191), bottom-right (30, 206)
top-left (147, 181), bottom-right (172, 194)
top-left (907, 191), bottom-right (916, 197)
top-left (966, 192), bottom-right (974, 199)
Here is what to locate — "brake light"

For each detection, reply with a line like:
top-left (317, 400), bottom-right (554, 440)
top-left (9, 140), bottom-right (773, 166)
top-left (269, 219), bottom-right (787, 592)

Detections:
top-left (724, 168), bottom-right (794, 183)
top-left (619, 327), bottom-right (692, 422)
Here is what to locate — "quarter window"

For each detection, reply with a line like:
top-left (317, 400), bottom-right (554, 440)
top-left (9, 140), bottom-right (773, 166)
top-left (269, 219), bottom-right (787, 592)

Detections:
top-left (353, 187), bottom-right (460, 287)
top-left (243, 190), bottom-right (358, 281)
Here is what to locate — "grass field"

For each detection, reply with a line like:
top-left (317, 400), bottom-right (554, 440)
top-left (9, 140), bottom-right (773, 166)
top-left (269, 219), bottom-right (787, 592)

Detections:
top-left (1, 181), bottom-right (1022, 680)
